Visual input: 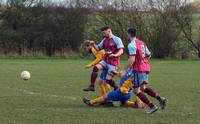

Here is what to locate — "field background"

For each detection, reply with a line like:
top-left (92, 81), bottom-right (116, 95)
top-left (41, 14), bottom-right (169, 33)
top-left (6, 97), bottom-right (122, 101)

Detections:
top-left (0, 58), bottom-right (199, 124)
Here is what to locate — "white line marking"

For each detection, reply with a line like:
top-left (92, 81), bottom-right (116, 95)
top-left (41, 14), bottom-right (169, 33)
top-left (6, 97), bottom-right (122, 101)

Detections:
top-left (1, 87), bottom-right (77, 100)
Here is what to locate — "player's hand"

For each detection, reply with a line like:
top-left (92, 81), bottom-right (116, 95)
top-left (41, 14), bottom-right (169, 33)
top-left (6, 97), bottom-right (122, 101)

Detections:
top-left (109, 54), bottom-right (117, 57)
top-left (85, 64), bottom-right (92, 68)
top-left (111, 70), bottom-right (119, 75)
top-left (89, 41), bottom-right (95, 46)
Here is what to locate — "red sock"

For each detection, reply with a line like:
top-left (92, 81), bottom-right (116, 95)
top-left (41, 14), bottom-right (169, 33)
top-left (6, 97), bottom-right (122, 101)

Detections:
top-left (90, 67), bottom-right (98, 86)
top-left (144, 88), bottom-right (161, 102)
top-left (137, 92), bottom-right (154, 108)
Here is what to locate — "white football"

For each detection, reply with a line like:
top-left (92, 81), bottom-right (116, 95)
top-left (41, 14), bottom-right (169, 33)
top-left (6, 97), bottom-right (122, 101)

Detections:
top-left (21, 71), bottom-right (31, 80)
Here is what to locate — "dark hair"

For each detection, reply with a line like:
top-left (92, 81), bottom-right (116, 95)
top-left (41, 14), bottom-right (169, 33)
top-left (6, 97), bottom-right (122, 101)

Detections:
top-left (127, 28), bottom-right (136, 37)
top-left (100, 26), bottom-right (111, 31)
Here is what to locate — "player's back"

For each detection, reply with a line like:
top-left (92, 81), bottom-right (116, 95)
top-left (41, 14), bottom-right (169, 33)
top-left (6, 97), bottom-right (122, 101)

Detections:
top-left (134, 39), bottom-right (150, 73)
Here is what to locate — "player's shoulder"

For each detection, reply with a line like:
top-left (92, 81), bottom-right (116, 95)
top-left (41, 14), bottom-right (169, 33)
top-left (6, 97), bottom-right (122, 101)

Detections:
top-left (128, 41), bottom-right (136, 49)
top-left (100, 37), bottom-right (106, 43)
top-left (112, 35), bottom-right (122, 42)
top-left (136, 38), bottom-right (145, 45)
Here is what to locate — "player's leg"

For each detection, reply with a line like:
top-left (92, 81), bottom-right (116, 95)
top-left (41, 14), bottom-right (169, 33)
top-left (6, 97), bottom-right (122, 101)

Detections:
top-left (131, 88), bottom-right (145, 109)
top-left (134, 73), bottom-right (158, 114)
top-left (120, 100), bottom-right (135, 107)
top-left (103, 83), bottom-right (112, 94)
top-left (96, 69), bottom-right (113, 107)
top-left (99, 80), bottom-right (106, 96)
top-left (98, 69), bottom-right (108, 95)
top-left (136, 89), bottom-right (158, 114)
top-left (98, 80), bottom-right (112, 96)
top-left (82, 90), bottom-right (117, 107)
top-left (105, 64), bottom-right (118, 90)
top-left (83, 63), bottom-right (104, 91)
top-left (82, 95), bottom-right (107, 106)
top-left (141, 84), bottom-right (166, 110)
top-left (120, 100), bottom-right (145, 109)
top-left (106, 75), bottom-right (118, 90)
top-left (138, 73), bottom-right (166, 109)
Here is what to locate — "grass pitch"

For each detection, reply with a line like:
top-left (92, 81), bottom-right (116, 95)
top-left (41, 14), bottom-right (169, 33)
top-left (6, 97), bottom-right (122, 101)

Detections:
top-left (0, 58), bottom-right (199, 124)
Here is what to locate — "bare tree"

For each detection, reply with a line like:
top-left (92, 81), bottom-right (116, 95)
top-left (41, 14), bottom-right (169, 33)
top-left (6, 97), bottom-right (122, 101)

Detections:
top-left (176, 2), bottom-right (200, 58)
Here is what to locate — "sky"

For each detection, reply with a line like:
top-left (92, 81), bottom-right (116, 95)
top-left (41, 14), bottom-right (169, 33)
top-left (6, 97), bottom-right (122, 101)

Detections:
top-left (0, 0), bottom-right (197, 5)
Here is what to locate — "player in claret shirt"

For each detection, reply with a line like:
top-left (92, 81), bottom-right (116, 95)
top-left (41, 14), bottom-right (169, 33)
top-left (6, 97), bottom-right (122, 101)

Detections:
top-left (91, 26), bottom-right (124, 91)
top-left (126, 28), bottom-right (167, 114)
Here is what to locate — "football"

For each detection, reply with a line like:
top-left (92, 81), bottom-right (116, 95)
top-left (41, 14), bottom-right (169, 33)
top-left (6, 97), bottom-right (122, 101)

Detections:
top-left (21, 71), bottom-right (31, 80)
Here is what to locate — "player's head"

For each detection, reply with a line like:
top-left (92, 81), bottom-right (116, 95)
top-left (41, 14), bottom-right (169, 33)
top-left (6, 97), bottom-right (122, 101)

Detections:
top-left (81, 40), bottom-right (94, 54)
top-left (127, 28), bottom-right (136, 38)
top-left (100, 26), bottom-right (112, 38)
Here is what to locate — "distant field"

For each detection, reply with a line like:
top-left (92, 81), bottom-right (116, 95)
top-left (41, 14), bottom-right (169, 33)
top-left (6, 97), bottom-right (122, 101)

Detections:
top-left (0, 58), bottom-right (199, 124)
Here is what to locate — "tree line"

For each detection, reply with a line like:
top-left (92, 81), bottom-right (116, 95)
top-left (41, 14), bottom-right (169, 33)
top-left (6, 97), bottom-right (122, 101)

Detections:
top-left (0, 0), bottom-right (200, 58)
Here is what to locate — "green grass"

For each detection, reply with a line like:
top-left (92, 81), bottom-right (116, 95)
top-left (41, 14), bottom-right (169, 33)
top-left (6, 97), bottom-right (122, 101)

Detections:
top-left (0, 58), bottom-right (200, 124)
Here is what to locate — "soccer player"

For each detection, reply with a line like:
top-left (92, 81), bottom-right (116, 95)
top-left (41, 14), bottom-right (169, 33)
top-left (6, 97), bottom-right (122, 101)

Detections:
top-left (91, 26), bottom-right (124, 91)
top-left (126, 28), bottom-right (167, 114)
top-left (82, 68), bottom-right (144, 108)
top-left (81, 40), bottom-right (112, 95)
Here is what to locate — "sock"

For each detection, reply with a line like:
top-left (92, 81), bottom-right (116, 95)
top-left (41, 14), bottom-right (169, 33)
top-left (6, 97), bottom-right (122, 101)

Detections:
top-left (90, 67), bottom-right (99, 86)
top-left (99, 84), bottom-right (106, 96)
top-left (125, 100), bottom-right (136, 107)
top-left (144, 88), bottom-right (161, 102)
top-left (106, 79), bottom-right (118, 90)
top-left (136, 96), bottom-right (144, 104)
top-left (90, 96), bottom-right (105, 105)
top-left (134, 96), bottom-right (145, 108)
top-left (137, 92), bottom-right (154, 108)
top-left (104, 84), bottom-right (112, 94)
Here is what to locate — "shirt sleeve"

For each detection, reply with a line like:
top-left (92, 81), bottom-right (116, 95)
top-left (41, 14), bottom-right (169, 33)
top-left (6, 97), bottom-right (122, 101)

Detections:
top-left (128, 43), bottom-right (137, 56)
top-left (98, 38), bottom-right (105, 50)
top-left (113, 36), bottom-right (124, 49)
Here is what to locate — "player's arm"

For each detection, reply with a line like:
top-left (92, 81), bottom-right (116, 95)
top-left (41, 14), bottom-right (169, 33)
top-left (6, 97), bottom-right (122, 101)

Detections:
top-left (109, 48), bottom-right (123, 57)
top-left (145, 46), bottom-right (151, 58)
top-left (92, 44), bottom-right (100, 51)
top-left (86, 57), bottom-right (102, 68)
top-left (109, 37), bottom-right (124, 57)
top-left (92, 38), bottom-right (105, 51)
top-left (124, 56), bottom-right (135, 70)
top-left (86, 50), bottom-right (105, 68)
top-left (124, 43), bottom-right (137, 69)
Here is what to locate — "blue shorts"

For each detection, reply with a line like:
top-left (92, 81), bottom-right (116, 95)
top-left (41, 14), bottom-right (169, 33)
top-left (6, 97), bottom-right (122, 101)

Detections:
top-left (107, 89), bottom-right (132, 103)
top-left (99, 60), bottom-right (118, 77)
top-left (133, 72), bottom-right (149, 88)
top-left (100, 69), bottom-right (108, 80)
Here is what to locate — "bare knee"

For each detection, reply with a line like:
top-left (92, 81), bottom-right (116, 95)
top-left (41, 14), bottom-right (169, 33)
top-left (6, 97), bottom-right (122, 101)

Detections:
top-left (140, 84), bottom-right (147, 91)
